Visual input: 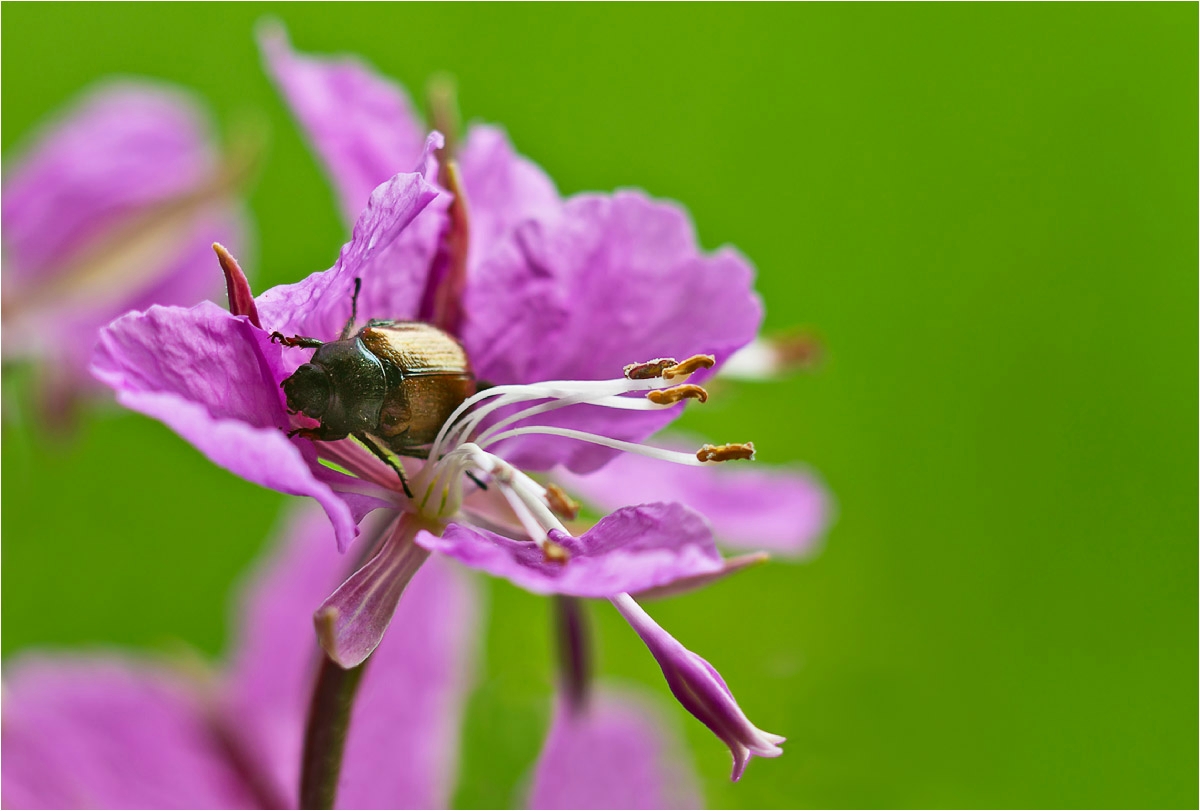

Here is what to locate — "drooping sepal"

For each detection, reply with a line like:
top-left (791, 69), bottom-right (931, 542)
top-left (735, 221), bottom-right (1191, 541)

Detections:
top-left (214, 242), bottom-right (261, 328)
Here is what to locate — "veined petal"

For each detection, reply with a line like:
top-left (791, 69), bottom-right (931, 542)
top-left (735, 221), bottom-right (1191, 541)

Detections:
top-left (420, 502), bottom-right (723, 597)
top-left (527, 688), bottom-right (702, 810)
top-left (92, 301), bottom-right (287, 429)
top-left (258, 22), bottom-right (426, 225)
top-left (461, 190), bottom-right (763, 473)
top-left (632, 552), bottom-right (769, 601)
top-left (223, 505), bottom-right (481, 808)
top-left (91, 302), bottom-right (362, 549)
top-left (558, 436), bottom-right (833, 556)
top-left (1, 656), bottom-right (260, 810)
top-left (314, 515), bottom-right (432, 668)
top-left (255, 163), bottom-right (442, 343)
top-left (456, 124), bottom-right (559, 268)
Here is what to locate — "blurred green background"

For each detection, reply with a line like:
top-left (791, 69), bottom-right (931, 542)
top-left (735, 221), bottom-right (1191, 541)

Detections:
top-left (2, 4), bottom-right (1196, 808)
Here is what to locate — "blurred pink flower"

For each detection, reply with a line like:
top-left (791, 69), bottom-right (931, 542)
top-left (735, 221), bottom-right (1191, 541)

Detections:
top-left (1, 504), bottom-right (700, 809)
top-left (529, 690), bottom-right (703, 810)
top-left (1, 81), bottom-right (250, 427)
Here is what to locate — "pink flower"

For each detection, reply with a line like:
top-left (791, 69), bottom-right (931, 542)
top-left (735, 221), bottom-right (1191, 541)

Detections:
top-left (260, 24), bottom-right (832, 559)
top-left (2, 81), bottom-right (249, 427)
top-left (90, 27), bottom-right (812, 778)
top-left (2, 504), bottom-right (698, 809)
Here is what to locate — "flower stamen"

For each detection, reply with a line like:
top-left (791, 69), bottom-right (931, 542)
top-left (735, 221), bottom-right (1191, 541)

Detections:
top-left (624, 358), bottom-right (677, 380)
top-left (696, 442), bottom-right (756, 462)
top-left (545, 483), bottom-right (581, 521)
top-left (647, 384), bottom-right (708, 405)
top-left (412, 356), bottom-right (758, 531)
top-left (663, 354), bottom-right (715, 380)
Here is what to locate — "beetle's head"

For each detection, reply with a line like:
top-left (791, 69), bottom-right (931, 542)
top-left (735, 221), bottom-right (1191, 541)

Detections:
top-left (282, 362), bottom-right (332, 419)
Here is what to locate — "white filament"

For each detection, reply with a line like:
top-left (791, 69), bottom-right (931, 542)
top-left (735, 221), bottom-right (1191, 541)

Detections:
top-left (416, 363), bottom-right (716, 525)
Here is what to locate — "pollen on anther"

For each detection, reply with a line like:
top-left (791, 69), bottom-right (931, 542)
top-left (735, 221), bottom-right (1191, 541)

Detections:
top-left (663, 354), bottom-right (716, 380)
top-left (545, 483), bottom-right (581, 521)
top-left (647, 384), bottom-right (709, 405)
top-left (624, 358), bottom-right (678, 380)
top-left (696, 442), bottom-right (756, 462)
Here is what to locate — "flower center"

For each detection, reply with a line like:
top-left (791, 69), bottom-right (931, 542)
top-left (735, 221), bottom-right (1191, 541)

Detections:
top-left (408, 354), bottom-right (755, 557)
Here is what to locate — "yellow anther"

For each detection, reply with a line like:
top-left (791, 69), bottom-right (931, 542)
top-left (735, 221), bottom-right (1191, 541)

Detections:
top-left (696, 442), bottom-right (756, 462)
top-left (624, 358), bottom-right (678, 380)
top-left (545, 483), bottom-right (581, 521)
top-left (647, 384), bottom-right (709, 405)
top-left (542, 539), bottom-right (571, 564)
top-left (663, 354), bottom-right (716, 380)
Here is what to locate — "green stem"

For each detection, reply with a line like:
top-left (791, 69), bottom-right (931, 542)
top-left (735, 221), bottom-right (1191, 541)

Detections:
top-left (298, 654), bottom-right (369, 809)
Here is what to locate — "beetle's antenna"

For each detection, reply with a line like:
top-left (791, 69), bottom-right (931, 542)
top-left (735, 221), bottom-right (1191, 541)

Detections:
top-left (340, 277), bottom-right (363, 340)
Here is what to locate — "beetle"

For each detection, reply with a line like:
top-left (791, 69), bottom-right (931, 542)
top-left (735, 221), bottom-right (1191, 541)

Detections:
top-left (272, 280), bottom-right (477, 497)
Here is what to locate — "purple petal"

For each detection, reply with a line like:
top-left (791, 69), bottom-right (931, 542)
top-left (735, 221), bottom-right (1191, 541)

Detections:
top-left (632, 552), bottom-right (769, 601)
top-left (557, 437), bottom-right (832, 556)
top-left (1, 656), bottom-right (260, 809)
top-left (258, 23), bottom-right (427, 225)
top-left (91, 302), bottom-right (362, 549)
top-left (92, 301), bottom-right (286, 428)
top-left (528, 688), bottom-right (702, 810)
top-left (255, 164), bottom-right (441, 343)
top-left (223, 505), bottom-right (481, 808)
top-left (457, 124), bottom-right (559, 268)
top-left (461, 190), bottom-right (763, 473)
top-left (2, 81), bottom-right (217, 282)
top-left (314, 515), bottom-right (431, 668)
top-left (420, 502), bottom-right (722, 597)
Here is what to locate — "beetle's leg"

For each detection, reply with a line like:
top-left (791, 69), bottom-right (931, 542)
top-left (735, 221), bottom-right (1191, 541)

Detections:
top-left (355, 431), bottom-right (414, 499)
top-left (271, 332), bottom-right (324, 349)
top-left (288, 427), bottom-right (327, 441)
top-left (463, 470), bottom-right (489, 491)
top-left (340, 277), bottom-right (363, 340)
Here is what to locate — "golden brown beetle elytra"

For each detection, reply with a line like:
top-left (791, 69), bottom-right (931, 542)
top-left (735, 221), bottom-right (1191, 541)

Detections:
top-left (273, 280), bottom-right (476, 497)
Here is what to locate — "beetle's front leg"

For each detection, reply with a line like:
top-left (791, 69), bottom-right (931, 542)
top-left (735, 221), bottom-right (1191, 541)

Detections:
top-left (271, 332), bottom-right (324, 349)
top-left (287, 426), bottom-right (329, 441)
